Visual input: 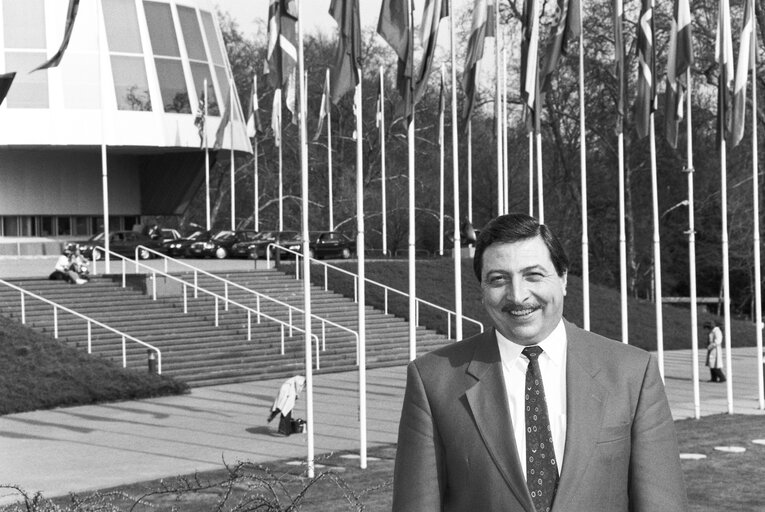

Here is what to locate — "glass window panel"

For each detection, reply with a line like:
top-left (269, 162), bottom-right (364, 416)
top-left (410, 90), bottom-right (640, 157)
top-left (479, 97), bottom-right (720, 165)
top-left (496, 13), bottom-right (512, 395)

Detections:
top-left (40, 216), bottom-right (53, 236)
top-left (155, 58), bottom-right (190, 113)
top-left (144, 1), bottom-right (179, 57)
top-left (178, 6), bottom-right (206, 61)
top-left (62, 53), bottom-right (100, 109)
top-left (74, 217), bottom-right (89, 236)
top-left (189, 61), bottom-right (218, 115)
top-left (215, 66), bottom-right (238, 120)
top-left (57, 217), bottom-right (71, 236)
top-left (3, 0), bottom-right (45, 48)
top-left (103, 0), bottom-right (143, 53)
top-left (5, 52), bottom-right (49, 108)
top-left (201, 11), bottom-right (223, 66)
top-left (110, 56), bottom-right (151, 111)
top-left (2, 216), bottom-right (18, 236)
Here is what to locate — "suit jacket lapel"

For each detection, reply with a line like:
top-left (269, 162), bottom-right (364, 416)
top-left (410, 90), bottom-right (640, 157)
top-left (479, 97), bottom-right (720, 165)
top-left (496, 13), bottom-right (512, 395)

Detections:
top-left (465, 330), bottom-right (536, 512)
top-left (554, 321), bottom-right (609, 505)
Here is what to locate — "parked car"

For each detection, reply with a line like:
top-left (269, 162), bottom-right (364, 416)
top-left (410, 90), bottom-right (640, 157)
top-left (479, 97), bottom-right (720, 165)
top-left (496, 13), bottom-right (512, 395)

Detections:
top-left (188, 230), bottom-right (258, 259)
top-left (162, 230), bottom-right (213, 258)
top-left (230, 231), bottom-right (267, 259)
top-left (74, 231), bottom-right (163, 260)
top-left (159, 228), bottom-right (182, 243)
top-left (245, 231), bottom-right (302, 260)
top-left (309, 231), bottom-right (355, 259)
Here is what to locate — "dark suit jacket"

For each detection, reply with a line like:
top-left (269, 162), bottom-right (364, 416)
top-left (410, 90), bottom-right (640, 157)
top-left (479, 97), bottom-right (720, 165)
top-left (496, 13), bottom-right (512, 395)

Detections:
top-left (392, 320), bottom-right (687, 512)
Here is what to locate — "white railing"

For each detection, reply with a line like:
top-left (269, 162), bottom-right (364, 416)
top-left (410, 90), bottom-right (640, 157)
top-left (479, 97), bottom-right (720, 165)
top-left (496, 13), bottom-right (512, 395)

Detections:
top-left (266, 244), bottom-right (485, 339)
top-left (0, 278), bottom-right (163, 373)
top-left (130, 246), bottom-right (360, 361)
top-left (89, 248), bottom-right (325, 368)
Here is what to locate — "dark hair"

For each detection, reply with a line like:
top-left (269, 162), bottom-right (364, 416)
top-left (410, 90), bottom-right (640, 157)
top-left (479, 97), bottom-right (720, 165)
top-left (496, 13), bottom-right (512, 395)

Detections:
top-left (473, 213), bottom-right (569, 281)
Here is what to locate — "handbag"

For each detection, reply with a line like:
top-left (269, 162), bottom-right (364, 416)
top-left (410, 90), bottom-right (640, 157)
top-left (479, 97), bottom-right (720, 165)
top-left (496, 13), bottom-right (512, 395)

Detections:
top-left (290, 418), bottom-right (306, 434)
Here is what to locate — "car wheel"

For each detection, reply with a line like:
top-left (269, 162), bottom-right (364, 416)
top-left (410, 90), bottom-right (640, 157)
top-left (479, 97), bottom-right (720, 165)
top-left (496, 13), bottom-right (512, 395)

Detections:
top-left (341, 248), bottom-right (351, 259)
top-left (139, 248), bottom-right (150, 260)
top-left (215, 247), bottom-right (228, 259)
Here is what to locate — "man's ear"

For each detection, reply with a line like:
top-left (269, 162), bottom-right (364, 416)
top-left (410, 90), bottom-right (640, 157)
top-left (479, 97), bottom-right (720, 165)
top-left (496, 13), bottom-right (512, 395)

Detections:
top-left (561, 271), bottom-right (568, 296)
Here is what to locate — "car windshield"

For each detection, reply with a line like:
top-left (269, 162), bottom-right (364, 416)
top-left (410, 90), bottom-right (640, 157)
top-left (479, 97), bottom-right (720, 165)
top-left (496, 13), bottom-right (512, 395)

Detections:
top-left (237, 231), bottom-right (259, 241)
top-left (212, 231), bottom-right (234, 240)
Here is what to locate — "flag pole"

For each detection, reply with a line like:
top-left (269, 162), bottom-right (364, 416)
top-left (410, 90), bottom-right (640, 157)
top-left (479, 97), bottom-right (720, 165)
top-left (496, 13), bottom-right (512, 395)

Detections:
top-left (528, 132), bottom-right (534, 216)
top-left (685, 68), bottom-right (700, 418)
top-left (439, 64), bottom-right (445, 256)
top-left (535, 95), bottom-right (544, 223)
top-left (408, 0), bottom-right (417, 361)
top-left (97, 0), bottom-right (110, 273)
top-left (296, 0), bottom-right (314, 478)
top-left (325, 71), bottom-right (334, 230)
top-left (380, 66), bottom-right (388, 256)
top-left (204, 79), bottom-right (210, 231)
top-left (721, 139), bottom-right (733, 413)
top-left (355, 67), bottom-right (368, 469)
top-left (253, 75), bottom-right (259, 231)
top-left (578, 0), bottom-right (590, 330)
top-left (494, 0), bottom-right (502, 216)
top-left (502, 49), bottom-right (509, 214)
top-left (649, 111), bottom-right (665, 379)
top-left (278, 104), bottom-right (284, 231)
top-left (230, 80), bottom-right (236, 231)
top-left (468, 120), bottom-right (473, 223)
top-left (449, 0), bottom-right (463, 340)
top-left (616, 0), bottom-right (627, 344)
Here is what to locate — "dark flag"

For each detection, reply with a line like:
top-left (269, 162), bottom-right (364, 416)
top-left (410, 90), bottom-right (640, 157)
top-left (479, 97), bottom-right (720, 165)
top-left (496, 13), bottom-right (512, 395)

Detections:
top-left (612, 0), bottom-right (626, 134)
top-left (715, 0), bottom-right (734, 146)
top-left (329, 0), bottom-right (361, 104)
top-left (32, 0), bottom-right (79, 72)
top-left (0, 72), bottom-right (16, 107)
top-left (193, 98), bottom-right (206, 148)
top-left (313, 70), bottom-right (330, 141)
top-left (378, 0), bottom-right (414, 123)
top-left (462, 0), bottom-right (493, 128)
top-left (266, 0), bottom-right (297, 122)
top-left (413, 0), bottom-right (449, 104)
top-left (539, 0), bottom-right (580, 92)
top-left (520, 0), bottom-right (540, 132)
top-left (634, 0), bottom-right (655, 139)
top-left (246, 76), bottom-right (263, 139)
top-left (731, 0), bottom-right (754, 147)
top-left (664, 0), bottom-right (693, 148)
top-left (213, 88), bottom-right (231, 151)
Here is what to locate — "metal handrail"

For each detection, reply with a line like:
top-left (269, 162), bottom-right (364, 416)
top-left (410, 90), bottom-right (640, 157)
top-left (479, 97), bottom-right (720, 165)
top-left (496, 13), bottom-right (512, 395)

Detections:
top-left (266, 243), bottom-right (485, 339)
top-left (0, 278), bottom-right (163, 373)
top-left (89, 248), bottom-right (324, 367)
top-left (131, 245), bottom-right (360, 360)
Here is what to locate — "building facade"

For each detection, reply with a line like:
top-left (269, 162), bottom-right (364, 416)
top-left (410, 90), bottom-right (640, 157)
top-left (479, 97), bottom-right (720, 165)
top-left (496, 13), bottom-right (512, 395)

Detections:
top-left (0, 0), bottom-right (250, 238)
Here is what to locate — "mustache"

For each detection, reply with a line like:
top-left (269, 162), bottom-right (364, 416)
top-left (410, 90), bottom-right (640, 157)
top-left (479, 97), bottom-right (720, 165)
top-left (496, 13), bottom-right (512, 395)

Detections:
top-left (501, 303), bottom-right (540, 313)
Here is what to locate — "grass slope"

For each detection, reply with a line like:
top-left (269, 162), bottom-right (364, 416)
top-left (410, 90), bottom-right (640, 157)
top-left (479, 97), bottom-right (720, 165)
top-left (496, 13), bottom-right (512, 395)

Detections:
top-left (295, 258), bottom-right (758, 351)
top-left (0, 315), bottom-right (188, 415)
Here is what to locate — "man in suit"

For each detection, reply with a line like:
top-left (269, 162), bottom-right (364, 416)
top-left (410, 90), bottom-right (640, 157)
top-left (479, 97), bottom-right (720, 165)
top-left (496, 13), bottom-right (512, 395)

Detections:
top-left (392, 213), bottom-right (687, 512)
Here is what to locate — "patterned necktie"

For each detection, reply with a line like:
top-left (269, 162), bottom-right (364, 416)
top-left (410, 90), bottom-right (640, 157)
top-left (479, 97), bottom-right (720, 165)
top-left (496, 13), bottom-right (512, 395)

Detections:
top-left (522, 346), bottom-right (559, 512)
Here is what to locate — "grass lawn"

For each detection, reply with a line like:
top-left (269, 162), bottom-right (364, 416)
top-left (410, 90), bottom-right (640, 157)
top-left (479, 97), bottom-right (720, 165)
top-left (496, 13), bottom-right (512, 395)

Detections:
top-left (2, 414), bottom-right (760, 511)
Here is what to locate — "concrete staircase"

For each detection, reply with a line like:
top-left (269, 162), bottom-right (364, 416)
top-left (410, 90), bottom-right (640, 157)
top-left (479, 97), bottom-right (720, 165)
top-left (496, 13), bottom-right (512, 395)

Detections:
top-left (0, 269), bottom-right (455, 386)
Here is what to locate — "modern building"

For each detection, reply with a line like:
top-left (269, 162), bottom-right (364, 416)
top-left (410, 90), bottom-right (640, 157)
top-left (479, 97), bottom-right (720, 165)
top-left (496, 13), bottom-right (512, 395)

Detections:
top-left (0, 0), bottom-right (250, 239)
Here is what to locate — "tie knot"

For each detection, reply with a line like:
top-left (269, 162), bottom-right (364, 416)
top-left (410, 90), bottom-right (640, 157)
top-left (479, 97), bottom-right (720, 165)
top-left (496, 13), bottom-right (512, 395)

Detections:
top-left (522, 346), bottom-right (544, 360)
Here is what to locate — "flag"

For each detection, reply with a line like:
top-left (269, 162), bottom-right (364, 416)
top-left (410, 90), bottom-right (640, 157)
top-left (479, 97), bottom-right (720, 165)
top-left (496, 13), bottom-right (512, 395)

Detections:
top-left (0, 72), bottom-right (15, 107)
top-left (520, 0), bottom-right (541, 132)
top-left (664, 0), bottom-right (693, 148)
top-left (266, 0), bottom-right (297, 124)
top-left (413, 0), bottom-right (449, 104)
top-left (438, 68), bottom-right (445, 146)
top-left (731, 0), bottom-right (754, 147)
top-left (539, 0), bottom-right (580, 92)
top-left (193, 98), bottom-right (206, 148)
top-left (715, 0), bottom-right (734, 146)
top-left (329, 0), bottom-right (361, 104)
top-left (613, 0), bottom-right (626, 134)
top-left (378, 0), bottom-right (414, 122)
top-left (32, 0), bottom-right (79, 72)
top-left (314, 70), bottom-right (331, 141)
top-left (634, 0), bottom-right (655, 139)
top-left (246, 75), bottom-right (263, 139)
top-left (213, 86), bottom-right (231, 151)
top-left (272, 88), bottom-right (283, 147)
top-left (462, 0), bottom-right (494, 127)
top-left (376, 73), bottom-right (383, 128)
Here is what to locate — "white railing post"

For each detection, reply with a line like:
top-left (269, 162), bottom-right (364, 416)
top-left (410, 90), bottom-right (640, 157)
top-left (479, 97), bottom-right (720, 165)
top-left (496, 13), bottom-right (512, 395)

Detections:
top-left (122, 259), bottom-right (126, 287)
top-left (20, 292), bottom-right (25, 324)
top-left (224, 282), bottom-right (229, 311)
top-left (324, 266), bottom-right (328, 291)
top-left (322, 321), bottom-right (326, 351)
top-left (53, 306), bottom-right (58, 339)
top-left (152, 272), bottom-right (157, 300)
top-left (416, 301), bottom-right (420, 326)
top-left (183, 284), bottom-right (188, 313)
top-left (448, 312), bottom-right (452, 339)
top-left (315, 335), bottom-right (320, 370)
top-left (289, 309), bottom-right (293, 337)
top-left (280, 325), bottom-right (285, 354)
top-left (354, 278), bottom-right (358, 303)
top-left (87, 321), bottom-right (92, 353)
top-left (247, 310), bottom-right (252, 340)
top-left (122, 336), bottom-right (126, 368)
top-left (257, 296), bottom-right (261, 323)
top-left (164, 257), bottom-right (168, 274)
top-left (384, 289), bottom-right (389, 314)
top-left (194, 271), bottom-right (198, 298)
top-left (214, 296), bottom-right (219, 326)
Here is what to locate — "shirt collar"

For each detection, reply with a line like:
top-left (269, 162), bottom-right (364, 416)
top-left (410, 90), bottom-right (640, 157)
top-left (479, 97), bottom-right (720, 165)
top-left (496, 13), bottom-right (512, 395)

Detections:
top-left (495, 318), bottom-right (567, 367)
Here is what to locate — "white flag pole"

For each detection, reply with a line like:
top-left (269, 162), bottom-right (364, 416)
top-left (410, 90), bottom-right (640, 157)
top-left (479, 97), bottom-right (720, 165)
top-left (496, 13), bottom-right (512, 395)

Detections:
top-left (296, 0), bottom-right (314, 478)
top-left (649, 111), bottom-right (665, 379)
top-left (355, 69), bottom-right (368, 470)
top-left (751, 14), bottom-right (764, 410)
top-left (449, 0), bottom-right (463, 340)
top-left (230, 80), bottom-right (236, 231)
top-left (380, 66), bottom-right (388, 256)
top-left (97, 0), bottom-right (110, 273)
top-left (616, 0), bottom-right (627, 344)
top-left (468, 120), bottom-right (473, 223)
top-left (278, 108), bottom-right (284, 231)
top-left (204, 79), bottom-right (211, 231)
top-left (439, 64), bottom-right (445, 256)
top-left (494, 0), bottom-right (502, 216)
top-left (253, 75), bottom-right (259, 231)
top-left (408, 0), bottom-right (417, 361)
top-left (721, 138), bottom-right (733, 413)
top-left (502, 49), bottom-right (509, 214)
top-left (686, 69), bottom-right (700, 418)
top-left (528, 132), bottom-right (534, 216)
top-left (579, 0), bottom-right (590, 331)
top-left (327, 68), bottom-right (334, 230)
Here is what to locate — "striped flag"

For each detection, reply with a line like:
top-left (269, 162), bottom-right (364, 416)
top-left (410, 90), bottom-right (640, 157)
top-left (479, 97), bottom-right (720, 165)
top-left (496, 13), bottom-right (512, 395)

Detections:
top-left (715, 0), bottom-right (734, 145)
top-left (329, 0), bottom-right (361, 104)
top-left (462, 0), bottom-right (494, 127)
top-left (313, 70), bottom-right (331, 141)
top-left (378, 0), bottom-right (414, 122)
top-left (520, 0), bottom-right (541, 132)
top-left (539, 0), bottom-right (580, 92)
top-left (731, 0), bottom-right (755, 147)
top-left (32, 0), bottom-right (79, 72)
top-left (663, 0), bottom-right (693, 148)
top-left (376, 74), bottom-right (383, 128)
top-left (414, 0), bottom-right (449, 104)
top-left (212, 87), bottom-right (231, 151)
top-left (266, 0), bottom-right (297, 123)
top-left (438, 68), bottom-right (445, 146)
top-left (194, 98), bottom-right (206, 148)
top-left (272, 89), bottom-right (282, 148)
top-left (246, 75), bottom-right (263, 139)
top-left (635, 0), bottom-right (655, 139)
top-left (612, 0), bottom-right (626, 134)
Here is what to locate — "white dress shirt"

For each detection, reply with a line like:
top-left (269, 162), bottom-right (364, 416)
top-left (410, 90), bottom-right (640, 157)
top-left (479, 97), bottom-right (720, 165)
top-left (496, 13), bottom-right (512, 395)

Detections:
top-left (496, 319), bottom-right (567, 477)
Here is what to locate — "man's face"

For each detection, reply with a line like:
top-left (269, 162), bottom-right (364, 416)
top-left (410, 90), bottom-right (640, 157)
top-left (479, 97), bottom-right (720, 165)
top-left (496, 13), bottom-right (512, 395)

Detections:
top-left (480, 235), bottom-right (567, 345)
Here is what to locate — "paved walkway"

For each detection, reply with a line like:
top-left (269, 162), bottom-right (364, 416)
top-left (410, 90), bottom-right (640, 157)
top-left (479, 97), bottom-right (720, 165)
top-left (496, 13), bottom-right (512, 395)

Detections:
top-left (1, 348), bottom-right (764, 505)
